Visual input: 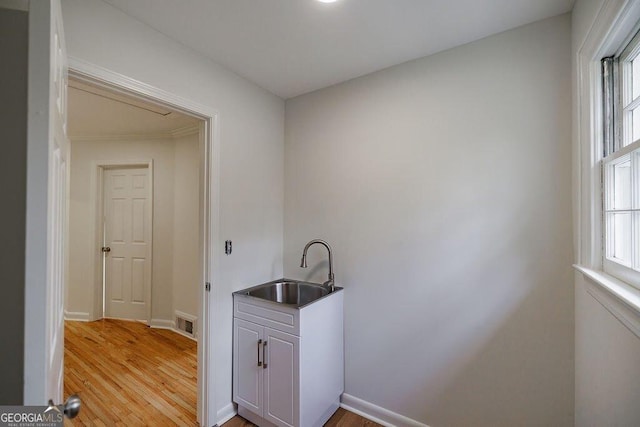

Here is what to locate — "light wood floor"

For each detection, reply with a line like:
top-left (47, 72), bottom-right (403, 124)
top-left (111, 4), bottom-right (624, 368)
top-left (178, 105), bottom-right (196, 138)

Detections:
top-left (64, 319), bottom-right (198, 426)
top-left (64, 319), bottom-right (379, 426)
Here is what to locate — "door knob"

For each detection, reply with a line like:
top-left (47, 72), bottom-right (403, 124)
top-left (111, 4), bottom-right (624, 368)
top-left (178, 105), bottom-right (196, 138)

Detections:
top-left (48, 394), bottom-right (81, 419)
top-left (101, 246), bottom-right (111, 253)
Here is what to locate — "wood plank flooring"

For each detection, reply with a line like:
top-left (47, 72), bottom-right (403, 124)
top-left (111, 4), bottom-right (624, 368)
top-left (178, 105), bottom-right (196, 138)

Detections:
top-left (222, 409), bottom-right (381, 427)
top-left (64, 319), bottom-right (198, 426)
top-left (64, 319), bottom-right (379, 426)
top-left (323, 409), bottom-right (382, 427)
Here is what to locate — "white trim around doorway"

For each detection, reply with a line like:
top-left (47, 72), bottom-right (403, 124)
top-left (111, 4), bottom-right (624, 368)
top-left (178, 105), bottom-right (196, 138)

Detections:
top-left (67, 56), bottom-right (221, 427)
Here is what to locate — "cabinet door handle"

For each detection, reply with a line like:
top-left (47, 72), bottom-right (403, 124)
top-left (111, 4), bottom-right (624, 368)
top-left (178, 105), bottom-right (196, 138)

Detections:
top-left (263, 340), bottom-right (268, 369)
top-left (257, 339), bottom-right (262, 367)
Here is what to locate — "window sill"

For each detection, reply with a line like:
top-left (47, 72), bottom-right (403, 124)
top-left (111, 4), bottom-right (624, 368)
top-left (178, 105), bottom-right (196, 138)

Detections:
top-left (574, 265), bottom-right (640, 339)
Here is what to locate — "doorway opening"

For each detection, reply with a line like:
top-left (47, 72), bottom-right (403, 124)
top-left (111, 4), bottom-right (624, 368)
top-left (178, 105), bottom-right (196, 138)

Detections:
top-left (63, 71), bottom-right (214, 425)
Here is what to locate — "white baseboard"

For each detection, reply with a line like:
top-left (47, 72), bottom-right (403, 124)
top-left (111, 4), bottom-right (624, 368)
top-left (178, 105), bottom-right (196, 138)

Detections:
top-left (149, 318), bottom-right (198, 341)
top-left (64, 310), bottom-right (91, 322)
top-left (174, 310), bottom-right (197, 323)
top-left (172, 327), bottom-right (198, 342)
top-left (340, 393), bottom-right (429, 427)
top-left (149, 318), bottom-right (175, 329)
top-left (216, 402), bottom-right (236, 426)
top-left (213, 394), bottom-right (426, 427)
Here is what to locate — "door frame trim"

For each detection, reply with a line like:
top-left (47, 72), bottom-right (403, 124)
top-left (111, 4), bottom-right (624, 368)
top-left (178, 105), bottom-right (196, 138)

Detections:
top-left (97, 161), bottom-right (154, 324)
top-left (67, 57), bottom-right (221, 426)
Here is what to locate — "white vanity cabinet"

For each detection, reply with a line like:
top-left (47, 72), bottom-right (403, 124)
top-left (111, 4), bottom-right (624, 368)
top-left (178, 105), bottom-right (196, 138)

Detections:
top-left (233, 287), bottom-right (344, 427)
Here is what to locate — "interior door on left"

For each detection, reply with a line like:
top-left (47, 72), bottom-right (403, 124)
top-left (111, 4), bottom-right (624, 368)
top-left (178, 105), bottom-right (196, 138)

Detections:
top-left (24, 0), bottom-right (69, 405)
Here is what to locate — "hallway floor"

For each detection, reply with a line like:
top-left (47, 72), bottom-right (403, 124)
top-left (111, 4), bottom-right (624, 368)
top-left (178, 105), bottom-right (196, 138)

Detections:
top-left (64, 319), bottom-right (198, 426)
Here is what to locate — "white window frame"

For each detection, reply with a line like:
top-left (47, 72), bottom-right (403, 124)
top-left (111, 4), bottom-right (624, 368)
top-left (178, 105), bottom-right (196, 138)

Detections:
top-left (575, 0), bottom-right (640, 336)
top-left (602, 31), bottom-right (640, 288)
top-left (603, 145), bottom-right (640, 286)
top-left (619, 32), bottom-right (640, 148)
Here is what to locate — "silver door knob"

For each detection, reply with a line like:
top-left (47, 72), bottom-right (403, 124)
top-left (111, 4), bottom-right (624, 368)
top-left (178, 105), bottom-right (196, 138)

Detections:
top-left (63, 395), bottom-right (81, 419)
top-left (101, 246), bottom-right (111, 253)
top-left (48, 394), bottom-right (81, 419)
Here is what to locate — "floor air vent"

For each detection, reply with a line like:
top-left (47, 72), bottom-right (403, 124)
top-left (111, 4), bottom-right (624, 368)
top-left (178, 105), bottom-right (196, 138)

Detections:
top-left (175, 311), bottom-right (197, 339)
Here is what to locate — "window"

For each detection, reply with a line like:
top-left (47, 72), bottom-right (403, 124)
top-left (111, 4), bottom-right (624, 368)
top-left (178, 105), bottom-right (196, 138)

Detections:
top-left (602, 30), bottom-right (640, 288)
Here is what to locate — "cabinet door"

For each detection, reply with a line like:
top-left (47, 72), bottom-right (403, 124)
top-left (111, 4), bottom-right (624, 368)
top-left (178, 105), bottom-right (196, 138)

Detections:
top-left (233, 319), bottom-right (264, 416)
top-left (263, 328), bottom-right (300, 427)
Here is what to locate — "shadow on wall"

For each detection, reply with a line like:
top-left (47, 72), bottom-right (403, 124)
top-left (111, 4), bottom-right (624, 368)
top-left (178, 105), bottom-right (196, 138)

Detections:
top-left (424, 256), bottom-right (574, 426)
top-left (293, 187), bottom-right (574, 425)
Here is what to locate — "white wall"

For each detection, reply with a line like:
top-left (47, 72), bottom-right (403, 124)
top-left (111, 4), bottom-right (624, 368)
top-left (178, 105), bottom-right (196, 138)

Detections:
top-left (60, 0), bottom-right (285, 417)
top-left (284, 15), bottom-right (574, 426)
top-left (68, 138), bottom-right (178, 321)
top-left (574, 272), bottom-right (640, 426)
top-left (173, 133), bottom-right (200, 320)
top-left (572, 1), bottom-right (640, 425)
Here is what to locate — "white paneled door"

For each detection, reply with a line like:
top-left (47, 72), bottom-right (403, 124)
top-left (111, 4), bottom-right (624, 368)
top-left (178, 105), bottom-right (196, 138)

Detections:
top-left (103, 167), bottom-right (152, 321)
top-left (47, 3), bottom-right (68, 405)
top-left (24, 0), bottom-right (68, 405)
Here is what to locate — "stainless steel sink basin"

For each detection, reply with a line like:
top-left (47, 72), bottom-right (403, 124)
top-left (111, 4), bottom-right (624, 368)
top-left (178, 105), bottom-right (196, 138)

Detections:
top-left (237, 279), bottom-right (335, 308)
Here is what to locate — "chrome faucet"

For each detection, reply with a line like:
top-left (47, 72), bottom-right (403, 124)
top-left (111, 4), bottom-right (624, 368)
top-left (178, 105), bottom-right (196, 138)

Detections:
top-left (300, 239), bottom-right (335, 292)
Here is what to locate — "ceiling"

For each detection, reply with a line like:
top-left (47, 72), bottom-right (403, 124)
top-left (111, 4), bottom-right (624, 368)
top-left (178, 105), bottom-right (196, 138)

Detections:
top-left (102, 0), bottom-right (574, 99)
top-left (68, 79), bottom-right (200, 138)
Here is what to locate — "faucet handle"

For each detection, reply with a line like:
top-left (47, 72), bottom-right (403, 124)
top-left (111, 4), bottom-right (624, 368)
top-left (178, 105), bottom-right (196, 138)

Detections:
top-left (322, 279), bottom-right (335, 292)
